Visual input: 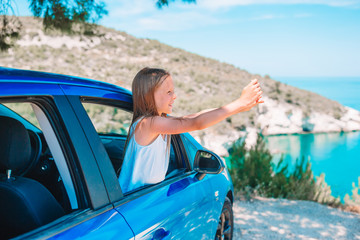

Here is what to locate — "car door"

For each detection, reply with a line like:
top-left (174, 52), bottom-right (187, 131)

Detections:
top-left (66, 90), bottom-right (219, 239)
top-left (181, 132), bottom-right (233, 232)
top-left (114, 136), bottom-right (218, 240)
top-left (0, 79), bottom-right (133, 239)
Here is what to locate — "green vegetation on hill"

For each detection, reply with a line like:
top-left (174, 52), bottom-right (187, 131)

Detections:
top-left (344, 178), bottom-right (360, 211)
top-left (228, 134), bottom-right (341, 206)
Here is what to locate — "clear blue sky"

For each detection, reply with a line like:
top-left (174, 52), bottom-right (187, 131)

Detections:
top-left (14, 0), bottom-right (360, 77)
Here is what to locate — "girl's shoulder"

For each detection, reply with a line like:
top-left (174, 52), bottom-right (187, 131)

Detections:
top-left (132, 115), bottom-right (167, 146)
top-left (137, 115), bottom-right (169, 124)
top-left (133, 115), bottom-right (167, 131)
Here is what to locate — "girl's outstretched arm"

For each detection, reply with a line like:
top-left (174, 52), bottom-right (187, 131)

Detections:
top-left (178, 108), bottom-right (217, 119)
top-left (138, 79), bottom-right (263, 142)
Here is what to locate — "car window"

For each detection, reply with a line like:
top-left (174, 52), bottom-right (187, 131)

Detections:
top-left (0, 100), bottom-right (80, 239)
top-left (81, 101), bottom-right (187, 193)
top-left (82, 102), bottom-right (132, 135)
top-left (2, 102), bottom-right (41, 129)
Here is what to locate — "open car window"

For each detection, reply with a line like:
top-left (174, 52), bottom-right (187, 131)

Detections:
top-left (82, 102), bottom-right (132, 136)
top-left (81, 100), bottom-right (188, 194)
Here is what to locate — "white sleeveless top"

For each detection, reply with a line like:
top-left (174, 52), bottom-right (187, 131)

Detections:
top-left (118, 117), bottom-right (169, 193)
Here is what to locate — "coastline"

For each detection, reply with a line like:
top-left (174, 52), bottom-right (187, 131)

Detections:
top-left (257, 98), bottom-right (360, 137)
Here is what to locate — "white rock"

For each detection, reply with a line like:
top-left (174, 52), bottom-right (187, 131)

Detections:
top-left (245, 127), bottom-right (258, 149)
top-left (256, 96), bottom-right (360, 135)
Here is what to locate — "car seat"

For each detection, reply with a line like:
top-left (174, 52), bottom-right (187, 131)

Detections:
top-left (0, 116), bottom-right (65, 239)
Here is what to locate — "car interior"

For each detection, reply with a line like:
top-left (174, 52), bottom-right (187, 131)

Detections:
top-left (0, 102), bottom-right (72, 239)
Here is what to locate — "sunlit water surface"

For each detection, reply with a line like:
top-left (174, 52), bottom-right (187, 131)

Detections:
top-left (265, 132), bottom-right (360, 200)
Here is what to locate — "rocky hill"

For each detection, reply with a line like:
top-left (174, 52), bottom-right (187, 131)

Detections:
top-left (1, 17), bottom-right (360, 155)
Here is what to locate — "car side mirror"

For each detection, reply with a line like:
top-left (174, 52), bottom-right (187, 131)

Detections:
top-left (193, 150), bottom-right (225, 180)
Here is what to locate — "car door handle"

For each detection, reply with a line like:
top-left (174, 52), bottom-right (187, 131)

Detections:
top-left (152, 227), bottom-right (171, 240)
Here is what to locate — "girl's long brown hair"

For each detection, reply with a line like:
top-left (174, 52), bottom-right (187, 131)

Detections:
top-left (131, 67), bottom-right (170, 122)
top-left (118, 67), bottom-right (171, 176)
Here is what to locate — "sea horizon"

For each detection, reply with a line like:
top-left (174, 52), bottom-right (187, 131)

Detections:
top-left (273, 76), bottom-right (360, 111)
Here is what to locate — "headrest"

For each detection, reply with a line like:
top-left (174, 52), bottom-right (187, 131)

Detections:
top-left (0, 116), bottom-right (31, 172)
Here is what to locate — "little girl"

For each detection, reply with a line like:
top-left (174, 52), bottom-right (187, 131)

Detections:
top-left (119, 67), bottom-right (263, 193)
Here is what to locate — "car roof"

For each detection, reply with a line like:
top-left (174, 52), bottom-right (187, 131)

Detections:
top-left (0, 67), bottom-right (132, 95)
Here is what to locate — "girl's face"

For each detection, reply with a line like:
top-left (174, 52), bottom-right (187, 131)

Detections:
top-left (154, 75), bottom-right (176, 115)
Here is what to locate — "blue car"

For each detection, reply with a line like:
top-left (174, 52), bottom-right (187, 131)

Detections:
top-left (0, 67), bottom-right (234, 240)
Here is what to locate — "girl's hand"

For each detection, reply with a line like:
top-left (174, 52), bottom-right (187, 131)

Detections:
top-left (238, 79), bottom-right (264, 111)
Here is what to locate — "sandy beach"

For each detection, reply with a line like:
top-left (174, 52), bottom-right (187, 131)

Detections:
top-left (233, 197), bottom-right (360, 240)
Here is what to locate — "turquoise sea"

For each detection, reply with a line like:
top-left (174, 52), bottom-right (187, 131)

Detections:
top-left (267, 77), bottom-right (360, 201)
top-left (275, 77), bottom-right (360, 111)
